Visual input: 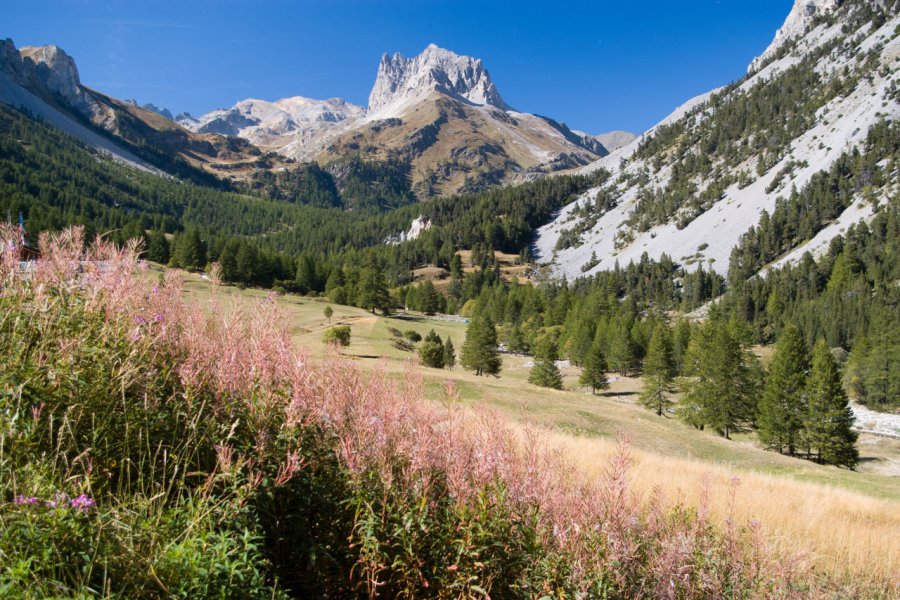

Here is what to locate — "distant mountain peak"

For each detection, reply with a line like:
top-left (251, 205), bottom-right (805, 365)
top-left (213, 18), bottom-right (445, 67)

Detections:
top-left (368, 44), bottom-right (509, 114)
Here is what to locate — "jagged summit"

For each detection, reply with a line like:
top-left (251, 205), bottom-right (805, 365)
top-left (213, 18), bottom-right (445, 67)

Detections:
top-left (750, 0), bottom-right (842, 71)
top-left (367, 44), bottom-right (509, 115)
top-left (1, 40), bottom-right (95, 114)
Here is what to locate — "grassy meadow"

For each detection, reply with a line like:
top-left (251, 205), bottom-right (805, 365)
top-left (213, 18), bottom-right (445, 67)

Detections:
top-left (177, 269), bottom-right (900, 586)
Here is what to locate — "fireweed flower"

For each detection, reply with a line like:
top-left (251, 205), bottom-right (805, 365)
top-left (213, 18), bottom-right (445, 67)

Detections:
top-left (134, 315), bottom-right (148, 326)
top-left (70, 494), bottom-right (95, 512)
top-left (14, 495), bottom-right (39, 505)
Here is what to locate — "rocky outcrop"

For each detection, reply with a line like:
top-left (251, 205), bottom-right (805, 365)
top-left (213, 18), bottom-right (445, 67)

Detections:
top-left (749, 0), bottom-right (842, 71)
top-left (368, 44), bottom-right (508, 114)
top-left (0, 39), bottom-right (100, 118)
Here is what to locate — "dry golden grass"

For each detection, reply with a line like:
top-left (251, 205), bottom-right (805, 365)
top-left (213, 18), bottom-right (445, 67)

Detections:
top-left (174, 268), bottom-right (899, 588)
top-left (544, 430), bottom-right (900, 585)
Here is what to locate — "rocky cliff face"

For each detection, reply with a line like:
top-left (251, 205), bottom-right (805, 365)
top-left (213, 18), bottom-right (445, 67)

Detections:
top-left (749, 0), bottom-right (842, 71)
top-left (0, 40), bottom-right (100, 118)
top-left (367, 44), bottom-right (508, 115)
top-left (0, 38), bottom-right (295, 180)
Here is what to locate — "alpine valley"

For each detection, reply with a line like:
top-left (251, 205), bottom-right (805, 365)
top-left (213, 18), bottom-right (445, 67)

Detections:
top-left (2, 0), bottom-right (900, 598)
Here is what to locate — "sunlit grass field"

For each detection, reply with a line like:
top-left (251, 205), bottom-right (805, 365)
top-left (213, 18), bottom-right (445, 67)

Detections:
top-left (178, 270), bottom-right (900, 584)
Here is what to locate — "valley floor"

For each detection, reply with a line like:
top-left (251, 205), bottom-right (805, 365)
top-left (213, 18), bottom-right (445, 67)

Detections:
top-left (178, 269), bottom-right (899, 585)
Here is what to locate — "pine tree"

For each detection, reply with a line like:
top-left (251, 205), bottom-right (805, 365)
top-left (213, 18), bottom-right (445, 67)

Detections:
top-left (443, 337), bottom-right (456, 369)
top-left (173, 229), bottom-right (206, 271)
top-left (235, 242), bottom-right (258, 284)
top-left (672, 319), bottom-right (692, 375)
top-left (461, 311), bottom-right (501, 376)
top-left (758, 325), bottom-right (811, 456)
top-left (640, 323), bottom-right (676, 416)
top-left (145, 230), bottom-right (170, 264)
top-left (862, 326), bottom-right (900, 408)
top-left (679, 321), bottom-right (760, 438)
top-left (418, 329), bottom-right (445, 368)
top-left (357, 264), bottom-right (390, 314)
top-left (607, 315), bottom-right (636, 375)
top-left (579, 341), bottom-right (609, 394)
top-left (419, 280), bottom-right (441, 315)
top-left (804, 339), bottom-right (858, 468)
top-left (529, 338), bottom-right (563, 390)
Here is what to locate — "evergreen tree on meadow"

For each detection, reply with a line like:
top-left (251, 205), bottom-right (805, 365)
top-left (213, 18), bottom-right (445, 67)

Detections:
top-left (235, 242), bottom-right (259, 284)
top-left (418, 329), bottom-right (445, 368)
top-left (443, 337), bottom-right (456, 369)
top-left (672, 319), bottom-right (692, 375)
top-left (607, 315), bottom-right (636, 375)
top-left (679, 320), bottom-right (760, 439)
top-left (579, 341), bottom-right (609, 394)
top-left (529, 337), bottom-right (563, 390)
top-left (172, 228), bottom-right (206, 271)
top-left (419, 280), bottom-right (441, 315)
top-left (357, 264), bottom-right (390, 314)
top-left (639, 323), bottom-right (676, 416)
top-left (758, 325), bottom-right (811, 456)
top-left (804, 339), bottom-right (858, 468)
top-left (461, 311), bottom-right (501, 376)
top-left (145, 230), bottom-right (170, 264)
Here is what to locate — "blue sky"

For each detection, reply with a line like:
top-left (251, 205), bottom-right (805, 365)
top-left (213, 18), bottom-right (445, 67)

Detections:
top-left (5, 1), bottom-right (792, 134)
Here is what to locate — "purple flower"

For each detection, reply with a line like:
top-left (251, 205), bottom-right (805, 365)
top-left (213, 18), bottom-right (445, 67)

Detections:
top-left (14, 495), bottom-right (38, 505)
top-left (69, 494), bottom-right (95, 512)
top-left (154, 313), bottom-right (165, 323)
top-left (134, 315), bottom-right (148, 326)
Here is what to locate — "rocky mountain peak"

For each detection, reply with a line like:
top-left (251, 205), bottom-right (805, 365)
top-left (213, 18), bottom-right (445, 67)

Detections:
top-left (368, 44), bottom-right (508, 114)
top-left (0, 39), bottom-right (97, 117)
top-left (750, 0), bottom-right (842, 71)
top-left (18, 44), bottom-right (83, 104)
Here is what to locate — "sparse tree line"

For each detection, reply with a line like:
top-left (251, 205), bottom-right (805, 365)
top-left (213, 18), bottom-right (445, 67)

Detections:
top-left (458, 301), bottom-right (859, 468)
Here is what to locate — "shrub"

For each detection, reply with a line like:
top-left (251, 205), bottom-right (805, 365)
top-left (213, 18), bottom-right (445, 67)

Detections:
top-left (322, 325), bottom-right (351, 346)
top-left (403, 329), bottom-right (422, 342)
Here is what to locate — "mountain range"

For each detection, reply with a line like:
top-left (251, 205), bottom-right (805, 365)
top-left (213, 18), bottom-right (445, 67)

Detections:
top-left (0, 0), bottom-right (897, 284)
top-left (0, 39), bottom-right (616, 198)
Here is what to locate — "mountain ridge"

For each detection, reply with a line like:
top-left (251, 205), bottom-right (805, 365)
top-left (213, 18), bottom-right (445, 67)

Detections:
top-left (537, 0), bottom-right (899, 279)
top-left (177, 44), bottom-right (606, 197)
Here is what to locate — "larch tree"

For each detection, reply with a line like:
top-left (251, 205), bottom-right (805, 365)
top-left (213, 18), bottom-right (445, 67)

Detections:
top-left (639, 323), bottom-right (676, 416)
top-left (805, 339), bottom-right (858, 468)
top-left (529, 337), bottom-right (563, 390)
top-left (461, 311), bottom-right (501, 376)
top-left (579, 341), bottom-right (609, 394)
top-left (758, 325), bottom-right (811, 456)
top-left (679, 321), bottom-right (760, 439)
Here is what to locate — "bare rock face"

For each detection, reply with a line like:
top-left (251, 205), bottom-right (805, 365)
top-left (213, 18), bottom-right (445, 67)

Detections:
top-left (750, 0), bottom-right (842, 71)
top-left (14, 44), bottom-right (101, 118)
top-left (368, 44), bottom-right (508, 114)
top-left (592, 130), bottom-right (637, 152)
